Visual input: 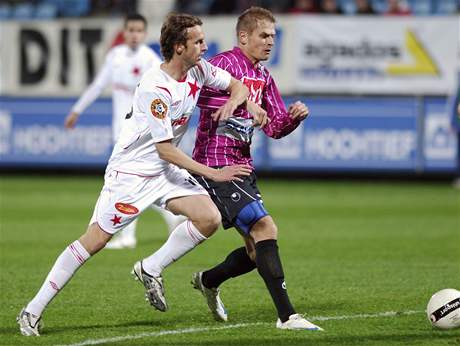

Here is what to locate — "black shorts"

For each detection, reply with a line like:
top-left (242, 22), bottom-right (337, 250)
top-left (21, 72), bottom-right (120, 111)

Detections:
top-left (193, 171), bottom-right (266, 230)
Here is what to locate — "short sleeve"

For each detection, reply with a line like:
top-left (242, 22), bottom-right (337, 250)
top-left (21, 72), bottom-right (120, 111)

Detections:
top-left (200, 59), bottom-right (231, 91)
top-left (137, 89), bottom-right (173, 143)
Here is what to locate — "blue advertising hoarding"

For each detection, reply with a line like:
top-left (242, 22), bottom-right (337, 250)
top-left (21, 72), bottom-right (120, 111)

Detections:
top-left (0, 96), bottom-right (457, 173)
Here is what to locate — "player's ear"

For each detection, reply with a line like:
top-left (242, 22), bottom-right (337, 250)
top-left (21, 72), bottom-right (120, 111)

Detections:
top-left (239, 31), bottom-right (248, 45)
top-left (176, 44), bottom-right (184, 55)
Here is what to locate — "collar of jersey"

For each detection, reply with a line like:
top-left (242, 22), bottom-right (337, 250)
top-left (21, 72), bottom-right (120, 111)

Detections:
top-left (231, 46), bottom-right (261, 69)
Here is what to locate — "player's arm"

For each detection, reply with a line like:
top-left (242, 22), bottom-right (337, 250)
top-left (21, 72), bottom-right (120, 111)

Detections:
top-left (64, 52), bottom-right (113, 129)
top-left (210, 77), bottom-right (249, 122)
top-left (144, 90), bottom-right (251, 182)
top-left (261, 75), bottom-right (307, 139)
top-left (155, 141), bottom-right (251, 182)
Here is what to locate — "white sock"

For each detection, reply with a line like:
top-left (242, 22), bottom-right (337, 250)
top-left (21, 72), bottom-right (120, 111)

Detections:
top-left (142, 220), bottom-right (206, 276)
top-left (26, 240), bottom-right (90, 317)
top-left (151, 205), bottom-right (187, 234)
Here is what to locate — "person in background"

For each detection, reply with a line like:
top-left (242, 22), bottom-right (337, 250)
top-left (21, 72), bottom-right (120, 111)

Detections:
top-left (65, 13), bottom-right (186, 249)
top-left (320, 0), bottom-right (343, 14)
top-left (288, 0), bottom-right (319, 14)
top-left (355, 0), bottom-right (375, 14)
top-left (385, 0), bottom-right (411, 15)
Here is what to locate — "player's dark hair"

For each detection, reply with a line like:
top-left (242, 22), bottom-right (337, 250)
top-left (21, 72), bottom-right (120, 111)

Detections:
top-left (160, 12), bottom-right (202, 62)
top-left (236, 6), bottom-right (275, 35)
top-left (124, 13), bottom-right (147, 28)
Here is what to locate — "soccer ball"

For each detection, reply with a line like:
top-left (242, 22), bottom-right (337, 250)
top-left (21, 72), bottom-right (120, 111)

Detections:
top-left (426, 288), bottom-right (460, 329)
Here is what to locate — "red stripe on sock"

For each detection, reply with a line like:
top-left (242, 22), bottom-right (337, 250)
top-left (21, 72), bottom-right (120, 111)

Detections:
top-left (69, 244), bottom-right (85, 264)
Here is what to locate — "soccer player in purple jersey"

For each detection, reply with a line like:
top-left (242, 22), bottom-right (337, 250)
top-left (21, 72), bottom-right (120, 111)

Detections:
top-left (190, 7), bottom-right (323, 330)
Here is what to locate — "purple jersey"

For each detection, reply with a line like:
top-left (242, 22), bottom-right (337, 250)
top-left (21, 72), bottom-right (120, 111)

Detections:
top-left (193, 47), bottom-right (302, 167)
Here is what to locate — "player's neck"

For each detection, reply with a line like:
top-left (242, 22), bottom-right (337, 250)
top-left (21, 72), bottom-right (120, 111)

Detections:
top-left (238, 46), bottom-right (260, 66)
top-left (161, 59), bottom-right (189, 81)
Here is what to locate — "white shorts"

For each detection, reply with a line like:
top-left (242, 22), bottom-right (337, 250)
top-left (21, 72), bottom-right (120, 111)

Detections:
top-left (89, 165), bottom-right (208, 234)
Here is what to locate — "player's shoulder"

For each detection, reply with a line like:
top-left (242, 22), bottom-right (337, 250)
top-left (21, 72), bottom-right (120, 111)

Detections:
top-left (189, 60), bottom-right (210, 81)
top-left (139, 44), bottom-right (160, 58)
top-left (138, 65), bottom-right (171, 97)
top-left (208, 49), bottom-right (235, 65)
top-left (108, 44), bottom-right (128, 56)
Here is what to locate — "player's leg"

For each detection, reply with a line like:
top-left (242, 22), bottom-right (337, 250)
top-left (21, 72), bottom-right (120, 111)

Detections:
top-left (132, 168), bottom-right (220, 311)
top-left (191, 174), bottom-right (260, 320)
top-left (142, 194), bottom-right (220, 275)
top-left (151, 204), bottom-right (187, 234)
top-left (105, 204), bottom-right (186, 250)
top-left (105, 219), bottom-right (138, 249)
top-left (191, 234), bottom-right (255, 322)
top-left (250, 216), bottom-right (322, 330)
top-left (18, 170), bottom-right (149, 336)
top-left (18, 223), bottom-right (110, 336)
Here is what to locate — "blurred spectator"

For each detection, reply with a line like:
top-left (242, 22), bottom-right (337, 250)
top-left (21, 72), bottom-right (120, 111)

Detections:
top-left (208, 0), bottom-right (237, 14)
top-left (91, 0), bottom-right (137, 16)
top-left (385, 0), bottom-right (411, 15)
top-left (288, 0), bottom-right (319, 13)
top-left (355, 0), bottom-right (375, 14)
top-left (319, 0), bottom-right (343, 14)
top-left (175, 0), bottom-right (212, 14)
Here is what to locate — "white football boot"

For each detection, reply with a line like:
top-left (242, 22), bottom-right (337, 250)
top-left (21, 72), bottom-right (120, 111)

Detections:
top-left (191, 272), bottom-right (228, 322)
top-left (276, 313), bottom-right (323, 331)
top-left (17, 307), bottom-right (42, 336)
top-left (132, 261), bottom-right (167, 312)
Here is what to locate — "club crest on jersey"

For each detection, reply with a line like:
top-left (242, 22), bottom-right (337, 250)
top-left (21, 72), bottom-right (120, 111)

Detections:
top-left (151, 99), bottom-right (168, 119)
top-left (115, 202), bottom-right (139, 215)
top-left (242, 77), bottom-right (265, 105)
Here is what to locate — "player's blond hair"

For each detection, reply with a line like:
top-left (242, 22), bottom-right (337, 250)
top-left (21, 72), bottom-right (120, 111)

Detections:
top-left (160, 13), bottom-right (203, 62)
top-left (236, 7), bottom-right (275, 35)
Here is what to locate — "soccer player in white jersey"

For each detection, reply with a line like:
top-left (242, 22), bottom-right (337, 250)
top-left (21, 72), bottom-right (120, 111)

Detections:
top-left (17, 13), bottom-right (259, 336)
top-left (65, 13), bottom-right (185, 249)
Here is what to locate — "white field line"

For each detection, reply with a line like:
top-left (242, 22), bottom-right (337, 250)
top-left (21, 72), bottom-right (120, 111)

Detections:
top-left (56, 310), bottom-right (423, 346)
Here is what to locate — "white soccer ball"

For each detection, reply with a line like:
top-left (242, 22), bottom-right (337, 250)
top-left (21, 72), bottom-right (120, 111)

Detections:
top-left (427, 288), bottom-right (460, 330)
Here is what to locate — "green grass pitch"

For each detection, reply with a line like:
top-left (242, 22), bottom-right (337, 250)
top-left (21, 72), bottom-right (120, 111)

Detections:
top-left (0, 175), bottom-right (459, 345)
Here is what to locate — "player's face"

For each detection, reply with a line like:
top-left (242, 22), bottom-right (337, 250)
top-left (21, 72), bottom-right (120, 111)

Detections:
top-left (245, 20), bottom-right (275, 63)
top-left (123, 20), bottom-right (146, 49)
top-left (181, 25), bottom-right (208, 68)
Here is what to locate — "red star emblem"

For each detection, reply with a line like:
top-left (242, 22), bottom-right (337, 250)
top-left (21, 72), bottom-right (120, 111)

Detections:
top-left (110, 214), bottom-right (122, 226)
top-left (188, 80), bottom-right (200, 99)
top-left (132, 66), bottom-right (140, 76)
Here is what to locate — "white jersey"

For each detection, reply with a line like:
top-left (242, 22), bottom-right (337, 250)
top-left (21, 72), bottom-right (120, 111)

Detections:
top-left (71, 44), bottom-right (161, 141)
top-left (106, 59), bottom-right (231, 176)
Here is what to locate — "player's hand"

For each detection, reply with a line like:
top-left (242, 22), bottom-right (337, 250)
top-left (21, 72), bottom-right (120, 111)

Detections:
top-left (211, 100), bottom-right (239, 122)
top-left (64, 111), bottom-right (80, 129)
top-left (247, 100), bottom-right (270, 129)
top-left (457, 103), bottom-right (460, 117)
top-left (210, 164), bottom-right (252, 182)
top-left (288, 101), bottom-right (309, 120)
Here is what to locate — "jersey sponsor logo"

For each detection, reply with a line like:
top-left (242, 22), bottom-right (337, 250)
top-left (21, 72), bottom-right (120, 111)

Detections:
top-left (242, 77), bottom-right (265, 105)
top-left (115, 202), bottom-right (139, 215)
top-left (150, 99), bottom-right (168, 119)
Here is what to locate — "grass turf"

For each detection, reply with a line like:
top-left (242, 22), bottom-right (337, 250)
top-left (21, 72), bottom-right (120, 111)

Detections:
top-left (0, 175), bottom-right (459, 345)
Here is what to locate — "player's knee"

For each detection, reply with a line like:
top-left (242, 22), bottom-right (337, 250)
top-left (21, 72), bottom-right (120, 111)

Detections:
top-left (235, 200), bottom-right (268, 235)
top-left (81, 223), bottom-right (111, 254)
top-left (199, 206), bottom-right (221, 234)
top-left (251, 216), bottom-right (278, 241)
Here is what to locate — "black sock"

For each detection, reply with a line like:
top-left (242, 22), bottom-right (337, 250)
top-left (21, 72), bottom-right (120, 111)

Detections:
top-left (202, 247), bottom-right (256, 288)
top-left (255, 239), bottom-right (295, 322)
